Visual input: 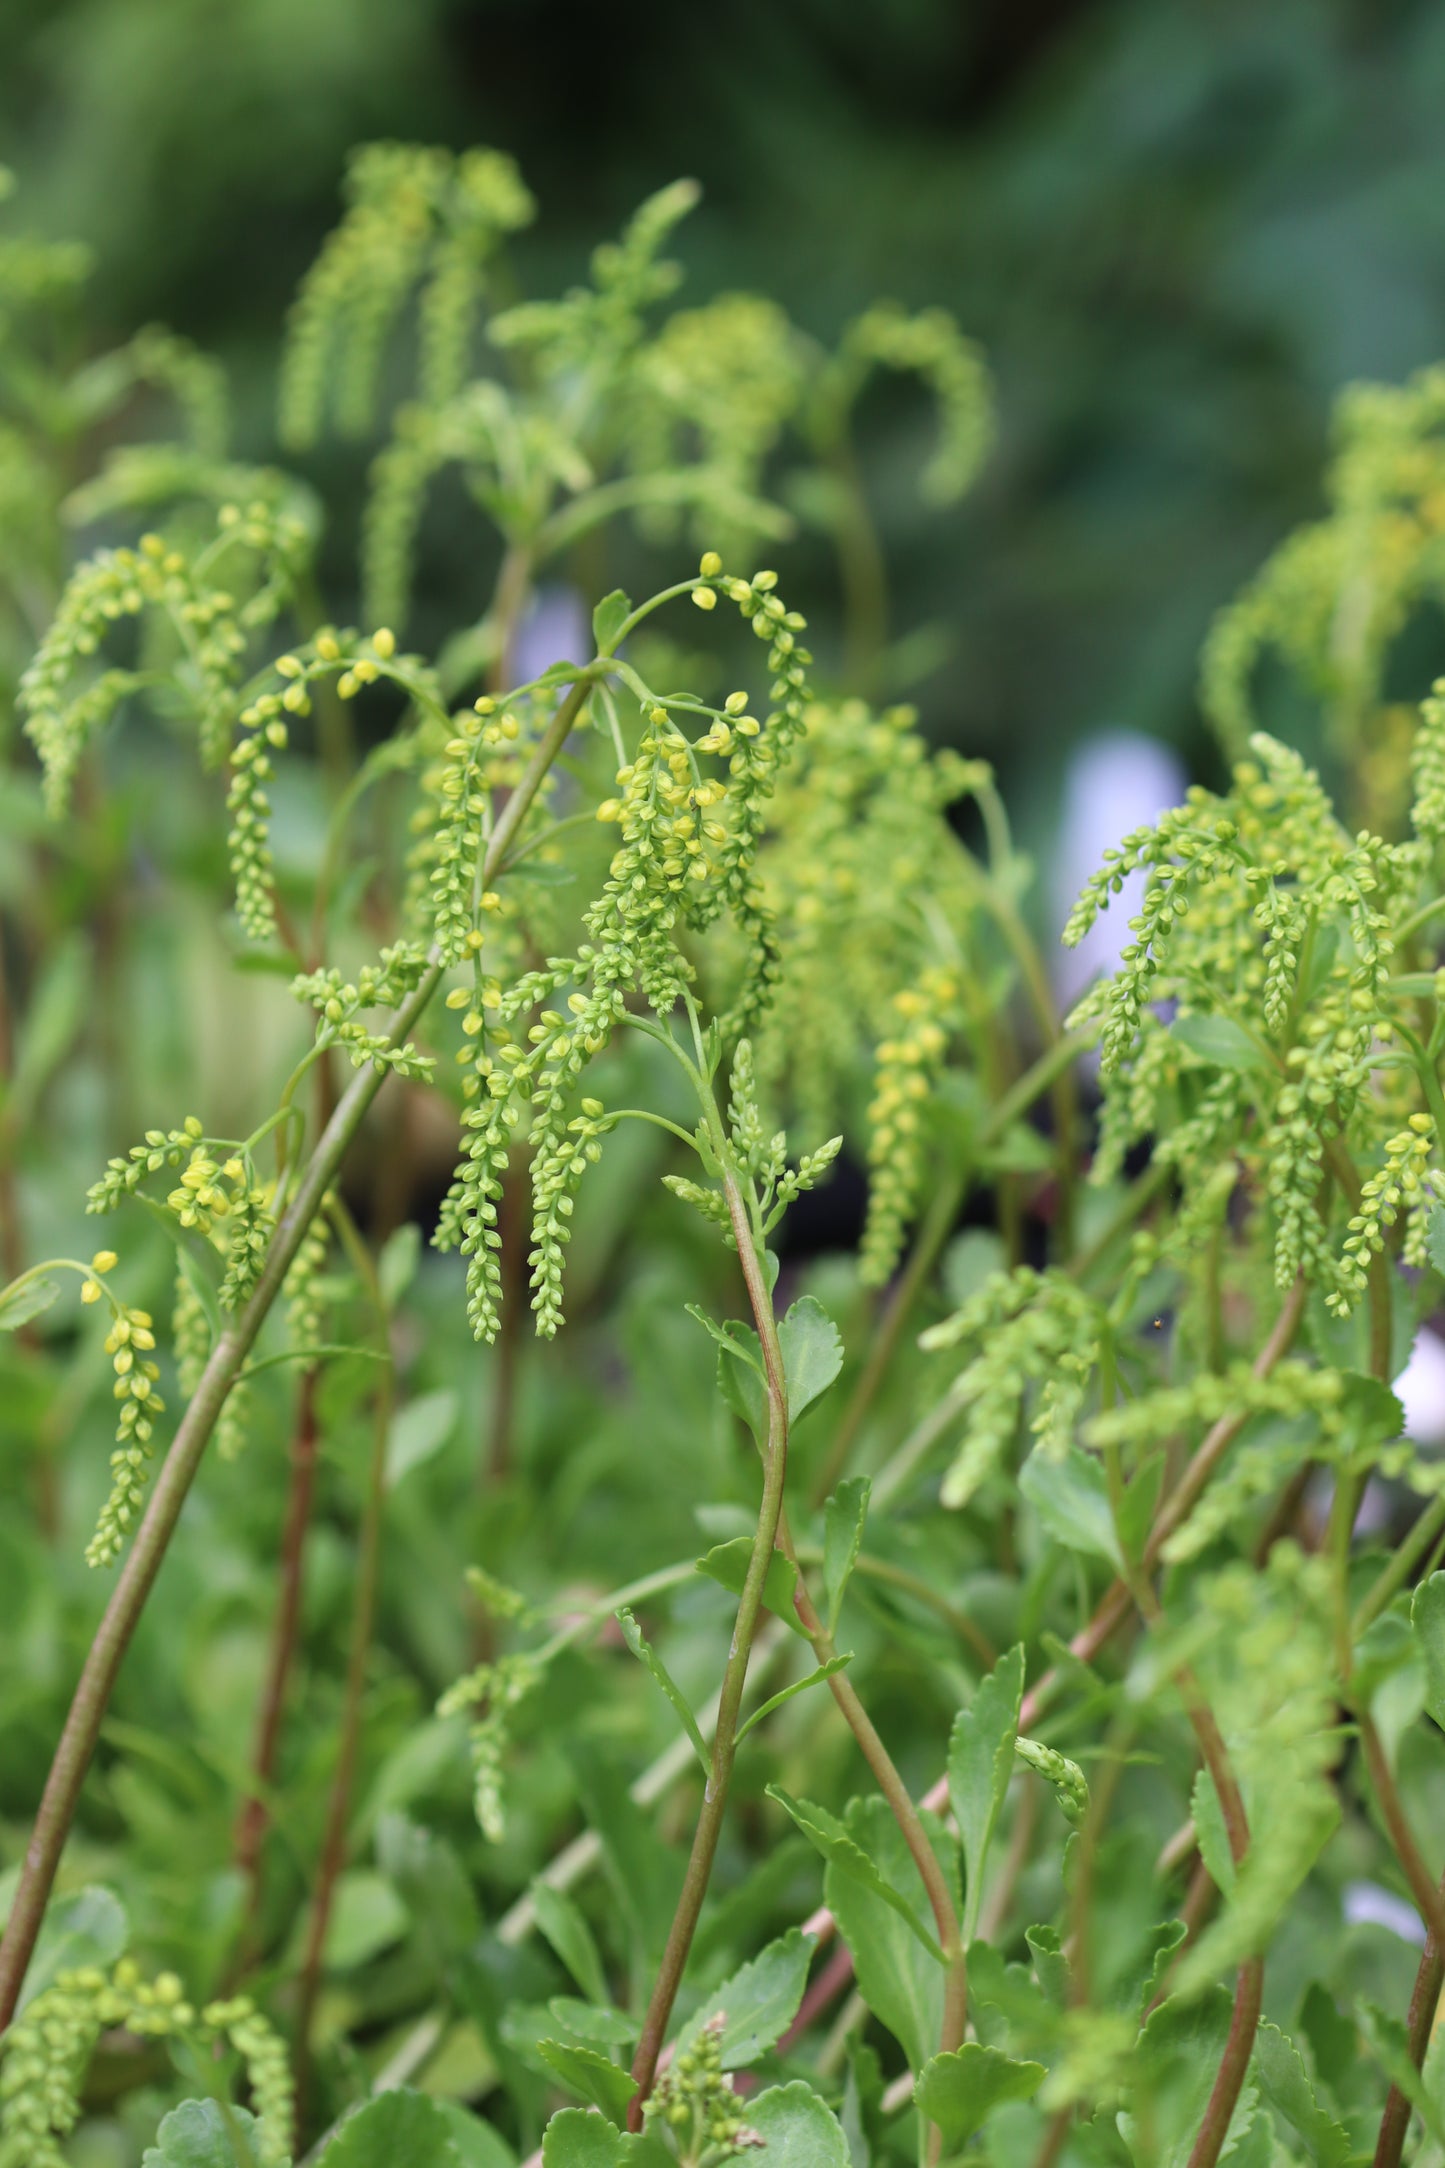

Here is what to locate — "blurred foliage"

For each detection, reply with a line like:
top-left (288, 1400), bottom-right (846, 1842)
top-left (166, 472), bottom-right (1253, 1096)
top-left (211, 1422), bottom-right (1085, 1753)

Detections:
top-left (9, 0), bottom-right (1445, 828)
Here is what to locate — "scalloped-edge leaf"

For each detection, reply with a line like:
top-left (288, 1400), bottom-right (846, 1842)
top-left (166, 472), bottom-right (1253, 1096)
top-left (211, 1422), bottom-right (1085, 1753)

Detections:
top-left (696, 1539), bottom-right (808, 1636)
top-left (1253, 2021), bottom-right (1351, 2168)
top-left (616, 1606), bottom-right (709, 1770)
top-left (823, 1478), bottom-right (870, 1632)
top-left (780, 1296), bottom-right (844, 1423)
top-left (536, 2038), bottom-right (638, 2122)
top-left (746, 2082), bottom-right (849, 2168)
top-left (766, 1784), bottom-right (942, 1960)
top-left (317, 2087), bottom-right (462, 2166)
top-left (915, 2044), bottom-right (1046, 2143)
top-left (949, 1644), bottom-right (1025, 1944)
top-left (678, 1926), bottom-right (816, 2070)
top-left (141, 2100), bottom-right (267, 2167)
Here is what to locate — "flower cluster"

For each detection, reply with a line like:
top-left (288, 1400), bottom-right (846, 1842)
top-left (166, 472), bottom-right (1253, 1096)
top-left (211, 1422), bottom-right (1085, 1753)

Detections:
top-left (0, 1960), bottom-right (292, 2168)
top-left (644, 2014), bottom-right (763, 2167)
top-left (920, 1266), bottom-right (1104, 1509)
top-left (746, 700), bottom-right (982, 1144)
top-left (1065, 732), bottom-right (1428, 1306)
top-left (815, 301), bottom-right (995, 506)
top-left (20, 502), bottom-right (309, 812)
top-left (1200, 359), bottom-right (1445, 824)
top-left (860, 967), bottom-right (963, 1286)
top-left (1335, 1112), bottom-right (1444, 1306)
top-left (280, 141), bottom-right (534, 449)
top-left (283, 1205), bottom-right (333, 1358)
top-left (435, 1652), bottom-right (542, 1844)
top-left (292, 941), bottom-right (435, 1078)
top-left (81, 1260), bottom-right (165, 1570)
top-left (433, 561), bottom-right (814, 1342)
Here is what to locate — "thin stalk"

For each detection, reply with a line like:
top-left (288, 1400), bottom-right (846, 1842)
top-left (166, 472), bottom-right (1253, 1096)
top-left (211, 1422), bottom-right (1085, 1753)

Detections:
top-left (231, 1365), bottom-right (321, 1970)
top-left (1372, 1881), bottom-right (1445, 2167)
top-left (626, 1162), bottom-right (790, 2125)
top-left (0, 670), bottom-right (593, 2030)
top-left (1130, 1578), bottom-right (1260, 2168)
top-left (1355, 1492), bottom-right (1445, 1638)
top-left (293, 1206), bottom-right (393, 2126)
top-left (779, 1520), bottom-right (965, 2164)
top-left (1356, 1713), bottom-right (1445, 1950)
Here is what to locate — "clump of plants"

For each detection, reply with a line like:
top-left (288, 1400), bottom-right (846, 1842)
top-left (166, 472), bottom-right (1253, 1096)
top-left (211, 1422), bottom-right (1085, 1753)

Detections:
top-left (7, 139), bottom-right (1445, 2168)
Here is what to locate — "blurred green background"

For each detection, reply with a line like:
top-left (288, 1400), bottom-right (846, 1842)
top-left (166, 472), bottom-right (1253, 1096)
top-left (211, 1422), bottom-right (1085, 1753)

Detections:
top-left (7, 0), bottom-right (1445, 832)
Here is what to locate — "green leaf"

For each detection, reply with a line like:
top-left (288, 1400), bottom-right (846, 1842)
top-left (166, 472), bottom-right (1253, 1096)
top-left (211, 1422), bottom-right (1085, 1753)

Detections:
top-left (779, 1296), bottom-right (844, 1422)
top-left (1118, 1989), bottom-right (1253, 2168)
top-left (0, 1275), bottom-right (61, 1331)
top-left (1024, 1923), bottom-right (1070, 2005)
top-left (319, 2088), bottom-right (465, 2166)
top-left (531, 1882), bottom-right (611, 2008)
top-left (433, 2104), bottom-right (515, 2168)
top-left (547, 1999), bottom-right (636, 2048)
top-left (1428, 1203), bottom-right (1445, 1277)
top-left (1190, 1768), bottom-right (1235, 1898)
top-left (1019, 1445), bottom-right (1123, 1571)
top-left (541, 2111), bottom-right (621, 2168)
top-left (696, 1539), bottom-right (808, 1635)
top-left (386, 1388), bottom-right (459, 1484)
top-left (949, 1643), bottom-right (1025, 1944)
top-left (819, 1795), bottom-right (950, 2072)
top-left (378, 1222), bottom-right (421, 1309)
top-left (616, 1606), bottom-right (709, 1770)
top-left (678, 1926), bottom-right (816, 2070)
top-left (745, 2083), bottom-right (849, 2168)
top-left (736, 1656), bottom-right (852, 1742)
top-left (16, 1885), bottom-right (128, 2014)
top-left (535, 2113), bottom-right (667, 2168)
top-left (142, 2100), bottom-right (267, 2167)
top-left (1359, 2000), bottom-right (1445, 2146)
top-left (1413, 1572), bottom-right (1445, 1730)
top-left (1116, 1451), bottom-right (1165, 1567)
top-left (1253, 2021), bottom-right (1351, 2168)
top-left (592, 590), bottom-right (633, 653)
top-left (1170, 1013), bottom-right (1269, 1074)
top-left (768, 1785), bottom-right (943, 1960)
top-left (537, 2038), bottom-right (638, 2122)
top-left (823, 1477), bottom-right (870, 1632)
top-left (914, 2044), bottom-right (1046, 2143)
top-left (710, 1298), bottom-right (841, 1438)
top-left (1334, 1370), bottom-right (1405, 1453)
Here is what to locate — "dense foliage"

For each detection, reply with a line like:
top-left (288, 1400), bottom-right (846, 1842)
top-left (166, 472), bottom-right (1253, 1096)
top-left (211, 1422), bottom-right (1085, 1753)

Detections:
top-left (10, 132), bottom-right (1445, 2168)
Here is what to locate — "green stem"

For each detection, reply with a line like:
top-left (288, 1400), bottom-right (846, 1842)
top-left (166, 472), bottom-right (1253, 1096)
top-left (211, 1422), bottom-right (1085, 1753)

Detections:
top-left (0, 672), bottom-right (594, 2032)
top-left (1354, 1493), bottom-right (1445, 1638)
top-left (626, 1158), bottom-right (790, 2126)
top-left (779, 1521), bottom-right (966, 2165)
top-left (293, 1202), bottom-right (392, 2130)
top-left (1372, 1895), bottom-right (1445, 2167)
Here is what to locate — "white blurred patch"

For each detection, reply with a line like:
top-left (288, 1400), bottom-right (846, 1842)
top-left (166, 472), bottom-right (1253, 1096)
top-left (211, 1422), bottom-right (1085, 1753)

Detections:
top-left (1052, 731), bottom-right (1190, 1009)
top-left (512, 584), bottom-right (591, 685)
top-left (1343, 1880), bottom-right (1426, 1946)
top-left (1395, 1326), bottom-right (1445, 1448)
